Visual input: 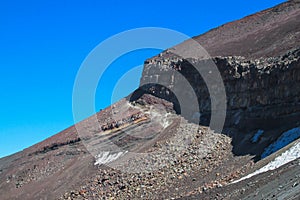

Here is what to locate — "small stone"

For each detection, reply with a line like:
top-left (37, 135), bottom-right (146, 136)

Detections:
top-left (292, 182), bottom-right (298, 187)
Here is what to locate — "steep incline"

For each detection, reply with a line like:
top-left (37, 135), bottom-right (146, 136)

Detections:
top-left (173, 0), bottom-right (300, 59)
top-left (140, 0), bottom-right (300, 158)
top-left (0, 1), bottom-right (300, 199)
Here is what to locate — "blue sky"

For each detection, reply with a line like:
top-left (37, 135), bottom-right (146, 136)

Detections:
top-left (0, 0), bottom-right (286, 158)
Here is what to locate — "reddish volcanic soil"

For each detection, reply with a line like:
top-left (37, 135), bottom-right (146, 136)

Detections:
top-left (0, 1), bottom-right (300, 199)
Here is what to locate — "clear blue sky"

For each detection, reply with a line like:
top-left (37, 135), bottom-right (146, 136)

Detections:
top-left (0, 0), bottom-right (286, 158)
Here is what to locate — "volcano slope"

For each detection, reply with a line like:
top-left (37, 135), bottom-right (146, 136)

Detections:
top-left (1, 1), bottom-right (300, 199)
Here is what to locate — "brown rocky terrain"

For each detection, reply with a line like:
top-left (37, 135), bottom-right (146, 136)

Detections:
top-left (0, 1), bottom-right (300, 199)
top-left (174, 0), bottom-right (300, 59)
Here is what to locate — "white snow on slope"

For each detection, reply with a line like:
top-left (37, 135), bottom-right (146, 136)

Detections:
top-left (95, 151), bottom-right (128, 165)
top-left (262, 127), bottom-right (300, 158)
top-left (232, 141), bottom-right (300, 183)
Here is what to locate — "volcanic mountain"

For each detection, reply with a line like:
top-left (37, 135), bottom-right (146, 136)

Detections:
top-left (1, 1), bottom-right (300, 199)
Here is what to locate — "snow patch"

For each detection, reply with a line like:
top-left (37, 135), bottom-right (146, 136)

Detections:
top-left (251, 129), bottom-right (264, 143)
top-left (232, 141), bottom-right (300, 183)
top-left (145, 106), bottom-right (171, 129)
top-left (162, 113), bottom-right (171, 128)
top-left (94, 151), bottom-right (128, 165)
top-left (262, 127), bottom-right (300, 158)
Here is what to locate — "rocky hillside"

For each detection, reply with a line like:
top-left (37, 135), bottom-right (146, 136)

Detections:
top-left (176, 0), bottom-right (300, 59)
top-left (0, 1), bottom-right (300, 199)
top-left (140, 47), bottom-right (300, 159)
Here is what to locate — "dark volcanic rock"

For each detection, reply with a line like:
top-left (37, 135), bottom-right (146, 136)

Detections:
top-left (1, 1), bottom-right (300, 200)
top-left (141, 48), bottom-right (300, 131)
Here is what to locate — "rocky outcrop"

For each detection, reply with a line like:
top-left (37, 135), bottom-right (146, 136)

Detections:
top-left (139, 48), bottom-right (300, 132)
top-left (28, 138), bottom-right (81, 156)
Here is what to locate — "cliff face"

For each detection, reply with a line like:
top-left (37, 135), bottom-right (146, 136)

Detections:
top-left (138, 0), bottom-right (300, 158)
top-left (139, 0), bottom-right (300, 136)
top-left (140, 48), bottom-right (300, 132)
